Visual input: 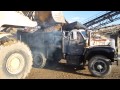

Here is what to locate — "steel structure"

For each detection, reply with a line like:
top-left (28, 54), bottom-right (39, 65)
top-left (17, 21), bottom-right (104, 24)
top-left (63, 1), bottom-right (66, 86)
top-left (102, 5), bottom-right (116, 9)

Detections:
top-left (83, 11), bottom-right (120, 29)
top-left (95, 24), bottom-right (120, 35)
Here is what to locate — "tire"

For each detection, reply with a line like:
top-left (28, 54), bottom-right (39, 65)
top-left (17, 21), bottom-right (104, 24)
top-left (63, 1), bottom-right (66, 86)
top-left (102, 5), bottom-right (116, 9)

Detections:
top-left (33, 52), bottom-right (47, 68)
top-left (0, 40), bottom-right (33, 79)
top-left (88, 55), bottom-right (112, 77)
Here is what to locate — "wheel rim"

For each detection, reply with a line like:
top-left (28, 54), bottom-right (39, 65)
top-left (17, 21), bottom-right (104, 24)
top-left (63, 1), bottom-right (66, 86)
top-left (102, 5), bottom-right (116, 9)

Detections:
top-left (34, 55), bottom-right (43, 66)
top-left (91, 59), bottom-right (107, 74)
top-left (6, 53), bottom-right (25, 75)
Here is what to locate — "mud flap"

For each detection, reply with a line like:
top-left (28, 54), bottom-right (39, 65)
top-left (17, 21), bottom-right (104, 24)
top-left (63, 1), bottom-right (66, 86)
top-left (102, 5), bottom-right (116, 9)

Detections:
top-left (117, 60), bottom-right (120, 66)
top-left (105, 59), bottom-right (112, 65)
top-left (114, 57), bottom-right (120, 66)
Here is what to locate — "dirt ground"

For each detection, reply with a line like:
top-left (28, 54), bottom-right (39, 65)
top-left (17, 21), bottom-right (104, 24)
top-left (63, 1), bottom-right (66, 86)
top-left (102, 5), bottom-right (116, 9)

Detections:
top-left (26, 60), bottom-right (120, 79)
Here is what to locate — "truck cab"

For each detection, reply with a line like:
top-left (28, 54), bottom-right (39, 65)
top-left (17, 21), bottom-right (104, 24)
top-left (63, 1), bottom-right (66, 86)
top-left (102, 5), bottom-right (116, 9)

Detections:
top-left (63, 29), bottom-right (86, 55)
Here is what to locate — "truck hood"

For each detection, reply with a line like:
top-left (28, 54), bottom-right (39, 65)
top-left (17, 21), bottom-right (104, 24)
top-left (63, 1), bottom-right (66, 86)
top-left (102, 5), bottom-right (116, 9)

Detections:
top-left (88, 45), bottom-right (114, 50)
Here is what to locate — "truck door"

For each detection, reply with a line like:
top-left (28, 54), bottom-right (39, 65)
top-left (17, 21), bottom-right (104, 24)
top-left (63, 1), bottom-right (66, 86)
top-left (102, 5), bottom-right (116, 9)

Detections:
top-left (67, 30), bottom-right (85, 55)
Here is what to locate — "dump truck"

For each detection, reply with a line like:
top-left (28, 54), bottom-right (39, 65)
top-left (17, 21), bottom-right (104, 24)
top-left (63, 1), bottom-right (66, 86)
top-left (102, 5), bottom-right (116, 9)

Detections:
top-left (0, 11), bottom-right (38, 79)
top-left (16, 11), bottom-right (120, 77)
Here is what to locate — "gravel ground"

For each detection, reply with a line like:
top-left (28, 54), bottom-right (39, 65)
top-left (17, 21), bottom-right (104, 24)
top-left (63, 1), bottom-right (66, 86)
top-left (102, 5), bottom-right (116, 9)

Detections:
top-left (26, 60), bottom-right (120, 79)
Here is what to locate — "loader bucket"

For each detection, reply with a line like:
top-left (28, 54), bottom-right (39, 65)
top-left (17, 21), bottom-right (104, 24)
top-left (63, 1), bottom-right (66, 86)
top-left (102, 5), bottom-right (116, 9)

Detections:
top-left (51, 11), bottom-right (66, 23)
top-left (35, 11), bottom-right (66, 28)
top-left (35, 11), bottom-right (65, 23)
top-left (22, 11), bottom-right (66, 28)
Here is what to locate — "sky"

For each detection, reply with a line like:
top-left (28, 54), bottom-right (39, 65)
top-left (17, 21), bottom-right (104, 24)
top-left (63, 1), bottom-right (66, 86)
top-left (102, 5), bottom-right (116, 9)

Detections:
top-left (63, 11), bottom-right (120, 26)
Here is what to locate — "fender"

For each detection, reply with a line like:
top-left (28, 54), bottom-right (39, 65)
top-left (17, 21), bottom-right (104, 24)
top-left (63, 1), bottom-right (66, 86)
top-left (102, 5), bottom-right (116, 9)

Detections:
top-left (84, 46), bottom-right (115, 62)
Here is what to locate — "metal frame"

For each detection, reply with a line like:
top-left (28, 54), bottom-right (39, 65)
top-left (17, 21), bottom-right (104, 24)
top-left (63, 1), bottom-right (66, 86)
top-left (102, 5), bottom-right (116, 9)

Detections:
top-left (95, 24), bottom-right (120, 35)
top-left (83, 11), bottom-right (120, 29)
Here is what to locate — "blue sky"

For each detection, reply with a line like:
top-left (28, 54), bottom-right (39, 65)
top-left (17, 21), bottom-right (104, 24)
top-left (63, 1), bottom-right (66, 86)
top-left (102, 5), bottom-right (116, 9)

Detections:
top-left (63, 11), bottom-right (120, 26)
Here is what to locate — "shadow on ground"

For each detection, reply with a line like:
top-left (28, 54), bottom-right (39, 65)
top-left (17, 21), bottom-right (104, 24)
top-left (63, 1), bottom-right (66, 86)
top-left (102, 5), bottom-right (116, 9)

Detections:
top-left (42, 62), bottom-right (93, 77)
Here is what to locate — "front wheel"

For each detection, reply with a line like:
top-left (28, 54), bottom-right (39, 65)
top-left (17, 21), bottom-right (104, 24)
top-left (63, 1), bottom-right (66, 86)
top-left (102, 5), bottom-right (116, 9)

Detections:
top-left (88, 55), bottom-right (112, 77)
top-left (0, 41), bottom-right (33, 79)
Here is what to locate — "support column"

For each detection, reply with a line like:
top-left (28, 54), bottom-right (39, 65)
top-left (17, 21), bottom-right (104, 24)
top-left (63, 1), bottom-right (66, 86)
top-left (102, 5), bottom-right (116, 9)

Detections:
top-left (116, 31), bottom-right (120, 65)
top-left (117, 31), bottom-right (120, 56)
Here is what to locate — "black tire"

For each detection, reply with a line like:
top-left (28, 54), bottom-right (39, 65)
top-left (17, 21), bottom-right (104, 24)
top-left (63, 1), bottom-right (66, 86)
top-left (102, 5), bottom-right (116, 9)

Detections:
top-left (88, 55), bottom-right (112, 77)
top-left (33, 52), bottom-right (47, 68)
top-left (0, 40), bottom-right (33, 79)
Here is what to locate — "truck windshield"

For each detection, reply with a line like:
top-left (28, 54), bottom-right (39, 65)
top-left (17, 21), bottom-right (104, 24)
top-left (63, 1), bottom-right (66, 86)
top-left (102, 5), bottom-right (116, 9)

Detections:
top-left (81, 31), bottom-right (88, 39)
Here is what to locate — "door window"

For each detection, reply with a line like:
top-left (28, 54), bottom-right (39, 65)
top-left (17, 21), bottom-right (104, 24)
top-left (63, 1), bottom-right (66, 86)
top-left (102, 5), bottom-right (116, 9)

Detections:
top-left (77, 32), bottom-right (84, 43)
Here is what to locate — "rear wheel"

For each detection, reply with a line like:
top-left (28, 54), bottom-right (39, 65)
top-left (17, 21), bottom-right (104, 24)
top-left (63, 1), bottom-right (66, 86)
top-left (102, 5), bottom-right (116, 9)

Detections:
top-left (0, 40), bottom-right (33, 79)
top-left (33, 52), bottom-right (47, 68)
top-left (88, 55), bottom-right (111, 77)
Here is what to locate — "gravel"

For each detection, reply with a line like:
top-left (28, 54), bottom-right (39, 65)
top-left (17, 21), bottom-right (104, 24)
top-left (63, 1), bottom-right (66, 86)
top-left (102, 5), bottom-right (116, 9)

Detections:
top-left (26, 61), bottom-right (120, 79)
